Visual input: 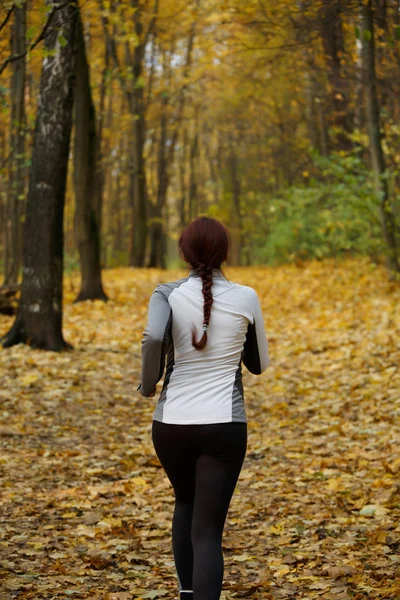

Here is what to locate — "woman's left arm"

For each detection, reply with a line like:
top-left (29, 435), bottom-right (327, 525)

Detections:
top-left (137, 287), bottom-right (172, 397)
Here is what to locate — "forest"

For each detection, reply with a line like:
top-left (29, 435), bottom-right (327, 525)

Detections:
top-left (0, 1), bottom-right (400, 599)
top-left (1, 0), bottom-right (400, 288)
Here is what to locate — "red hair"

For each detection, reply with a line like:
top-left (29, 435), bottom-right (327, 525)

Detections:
top-left (178, 217), bottom-right (230, 350)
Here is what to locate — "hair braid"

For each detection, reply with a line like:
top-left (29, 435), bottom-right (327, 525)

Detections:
top-left (192, 262), bottom-right (213, 350)
top-left (178, 216), bottom-right (230, 350)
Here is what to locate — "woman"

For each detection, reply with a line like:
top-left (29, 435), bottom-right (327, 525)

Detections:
top-left (138, 216), bottom-right (269, 600)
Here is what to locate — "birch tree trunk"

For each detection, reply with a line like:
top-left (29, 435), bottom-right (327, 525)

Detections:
top-left (1, 0), bottom-right (78, 350)
top-left (4, 3), bottom-right (26, 285)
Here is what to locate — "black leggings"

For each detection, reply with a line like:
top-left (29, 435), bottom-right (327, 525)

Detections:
top-left (151, 420), bottom-right (247, 600)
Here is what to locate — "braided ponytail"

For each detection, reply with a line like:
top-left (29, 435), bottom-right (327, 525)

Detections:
top-left (192, 263), bottom-right (213, 350)
top-left (178, 216), bottom-right (230, 351)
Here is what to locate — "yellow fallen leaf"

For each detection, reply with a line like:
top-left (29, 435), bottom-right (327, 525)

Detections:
top-left (232, 554), bottom-right (255, 562)
top-left (20, 374), bottom-right (39, 387)
top-left (130, 476), bottom-right (148, 487)
top-left (270, 523), bottom-right (284, 535)
top-left (327, 477), bottom-right (344, 491)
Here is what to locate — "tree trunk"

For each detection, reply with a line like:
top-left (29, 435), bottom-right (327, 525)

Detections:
top-left (1, 0), bottom-right (78, 350)
top-left (354, 20), bottom-right (364, 131)
top-left (128, 3), bottom-right (148, 267)
top-left (113, 171), bottom-right (123, 254)
top-left (188, 129), bottom-right (199, 221)
top-left (304, 69), bottom-right (320, 151)
top-left (128, 94), bottom-right (148, 267)
top-left (179, 127), bottom-right (188, 228)
top-left (0, 129), bottom-right (6, 268)
top-left (229, 138), bottom-right (242, 266)
top-left (102, 78), bottom-right (115, 266)
top-left (4, 3), bottom-right (26, 285)
top-left (316, 97), bottom-right (330, 157)
top-left (361, 0), bottom-right (399, 274)
top-left (73, 12), bottom-right (107, 302)
top-left (319, 0), bottom-right (352, 150)
top-left (148, 94), bottom-right (168, 268)
top-left (95, 43), bottom-right (109, 268)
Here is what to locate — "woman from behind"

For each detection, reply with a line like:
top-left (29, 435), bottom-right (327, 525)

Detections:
top-left (138, 216), bottom-right (269, 600)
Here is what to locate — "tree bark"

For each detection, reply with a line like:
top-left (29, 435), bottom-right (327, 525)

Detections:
top-left (0, 123), bottom-right (6, 269)
top-left (73, 12), bottom-right (107, 302)
top-left (188, 128), bottom-right (199, 222)
top-left (304, 68), bottom-right (320, 151)
top-left (354, 20), bottom-right (364, 131)
top-left (96, 42), bottom-right (109, 268)
top-left (179, 127), bottom-right (188, 228)
top-left (128, 2), bottom-right (148, 267)
top-left (4, 3), bottom-right (26, 285)
top-left (148, 91), bottom-right (168, 268)
top-left (1, 0), bottom-right (78, 350)
top-left (229, 137), bottom-right (243, 266)
top-left (361, 0), bottom-right (399, 274)
top-left (319, 0), bottom-right (352, 150)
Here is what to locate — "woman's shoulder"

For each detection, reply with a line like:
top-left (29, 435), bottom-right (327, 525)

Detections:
top-left (215, 279), bottom-right (259, 309)
top-left (225, 279), bottom-right (258, 298)
top-left (152, 276), bottom-right (191, 298)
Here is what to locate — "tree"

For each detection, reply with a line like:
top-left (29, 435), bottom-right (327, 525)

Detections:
top-left (318, 0), bottom-right (352, 150)
top-left (148, 8), bottom-right (198, 267)
top-left (361, 0), bottom-right (399, 274)
top-left (1, 0), bottom-right (78, 350)
top-left (74, 11), bottom-right (108, 302)
top-left (4, 2), bottom-right (26, 286)
top-left (102, 0), bottom-right (159, 267)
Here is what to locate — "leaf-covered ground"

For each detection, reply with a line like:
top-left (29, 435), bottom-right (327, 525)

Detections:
top-left (0, 260), bottom-right (399, 600)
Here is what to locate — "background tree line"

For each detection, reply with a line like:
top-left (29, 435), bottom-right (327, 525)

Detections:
top-left (0, 0), bottom-right (399, 349)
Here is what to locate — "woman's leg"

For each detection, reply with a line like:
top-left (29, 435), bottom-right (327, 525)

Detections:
top-left (151, 421), bottom-right (197, 597)
top-left (172, 501), bottom-right (194, 598)
top-left (191, 423), bottom-right (247, 600)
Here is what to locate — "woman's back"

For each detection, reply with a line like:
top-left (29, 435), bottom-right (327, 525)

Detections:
top-left (141, 269), bottom-right (269, 424)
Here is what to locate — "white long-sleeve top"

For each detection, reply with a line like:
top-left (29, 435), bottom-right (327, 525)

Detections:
top-left (138, 269), bottom-right (269, 424)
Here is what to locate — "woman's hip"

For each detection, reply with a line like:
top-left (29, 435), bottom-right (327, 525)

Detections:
top-left (152, 420), bottom-right (247, 463)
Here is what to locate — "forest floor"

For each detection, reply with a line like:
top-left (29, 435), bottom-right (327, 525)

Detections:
top-left (0, 259), bottom-right (399, 600)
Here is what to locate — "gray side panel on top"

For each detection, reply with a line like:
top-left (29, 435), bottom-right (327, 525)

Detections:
top-left (151, 277), bottom-right (190, 422)
top-left (231, 359), bottom-right (247, 423)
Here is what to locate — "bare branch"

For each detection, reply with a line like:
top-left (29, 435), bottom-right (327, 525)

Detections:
top-left (0, 3), bottom-right (15, 34)
top-left (100, 3), bottom-right (128, 97)
top-left (143, 0), bottom-right (159, 48)
top-left (0, 1), bottom-right (71, 77)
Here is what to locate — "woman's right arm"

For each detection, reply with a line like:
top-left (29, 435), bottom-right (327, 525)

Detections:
top-left (138, 287), bottom-right (172, 397)
top-left (243, 288), bottom-right (269, 374)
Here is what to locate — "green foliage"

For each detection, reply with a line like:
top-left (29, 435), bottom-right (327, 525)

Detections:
top-left (252, 153), bottom-right (387, 265)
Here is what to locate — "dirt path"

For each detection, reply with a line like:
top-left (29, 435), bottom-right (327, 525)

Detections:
top-left (0, 261), bottom-right (399, 599)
